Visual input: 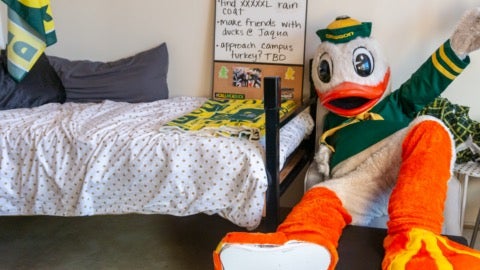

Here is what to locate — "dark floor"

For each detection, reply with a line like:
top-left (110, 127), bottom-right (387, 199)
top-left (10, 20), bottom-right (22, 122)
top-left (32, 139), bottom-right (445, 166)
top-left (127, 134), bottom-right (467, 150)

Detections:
top-left (0, 214), bottom-right (250, 270)
top-left (0, 213), bottom-right (477, 270)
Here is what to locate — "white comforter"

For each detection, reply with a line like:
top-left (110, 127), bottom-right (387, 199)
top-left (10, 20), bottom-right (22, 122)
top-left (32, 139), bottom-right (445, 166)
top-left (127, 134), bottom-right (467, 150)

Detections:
top-left (0, 97), bottom-right (312, 229)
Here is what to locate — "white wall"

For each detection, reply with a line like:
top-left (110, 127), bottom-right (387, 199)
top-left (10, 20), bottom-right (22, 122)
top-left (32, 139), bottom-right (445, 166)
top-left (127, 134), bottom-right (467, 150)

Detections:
top-left (1, 0), bottom-right (479, 120)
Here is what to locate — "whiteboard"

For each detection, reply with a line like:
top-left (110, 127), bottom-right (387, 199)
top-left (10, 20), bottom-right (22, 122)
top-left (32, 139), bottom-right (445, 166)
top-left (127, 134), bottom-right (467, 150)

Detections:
top-left (214, 0), bottom-right (307, 65)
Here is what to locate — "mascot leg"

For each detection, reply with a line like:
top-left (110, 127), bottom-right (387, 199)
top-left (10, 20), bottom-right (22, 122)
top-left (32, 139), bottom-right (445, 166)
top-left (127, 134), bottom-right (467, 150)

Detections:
top-left (383, 118), bottom-right (480, 270)
top-left (213, 187), bottom-right (352, 270)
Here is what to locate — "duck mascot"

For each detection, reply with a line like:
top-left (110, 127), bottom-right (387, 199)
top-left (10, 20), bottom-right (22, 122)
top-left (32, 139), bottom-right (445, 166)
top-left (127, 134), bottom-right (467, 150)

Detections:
top-left (214, 7), bottom-right (480, 270)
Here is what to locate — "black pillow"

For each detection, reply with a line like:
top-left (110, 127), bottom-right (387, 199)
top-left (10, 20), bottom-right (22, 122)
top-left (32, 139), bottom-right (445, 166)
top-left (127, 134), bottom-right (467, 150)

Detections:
top-left (0, 50), bottom-right (66, 110)
top-left (48, 43), bottom-right (169, 103)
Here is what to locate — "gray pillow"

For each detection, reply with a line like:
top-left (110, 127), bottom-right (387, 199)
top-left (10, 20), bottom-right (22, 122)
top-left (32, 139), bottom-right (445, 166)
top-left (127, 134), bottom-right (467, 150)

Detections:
top-left (0, 51), bottom-right (66, 110)
top-left (48, 43), bottom-right (169, 103)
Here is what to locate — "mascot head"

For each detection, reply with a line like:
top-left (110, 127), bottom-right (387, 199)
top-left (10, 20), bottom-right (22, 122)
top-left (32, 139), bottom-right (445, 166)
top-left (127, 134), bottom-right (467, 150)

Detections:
top-left (312, 16), bottom-right (391, 117)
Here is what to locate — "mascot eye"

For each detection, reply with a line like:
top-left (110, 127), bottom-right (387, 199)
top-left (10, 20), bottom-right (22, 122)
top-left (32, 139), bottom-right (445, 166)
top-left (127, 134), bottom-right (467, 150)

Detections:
top-left (352, 47), bottom-right (374, 77)
top-left (317, 53), bottom-right (332, 83)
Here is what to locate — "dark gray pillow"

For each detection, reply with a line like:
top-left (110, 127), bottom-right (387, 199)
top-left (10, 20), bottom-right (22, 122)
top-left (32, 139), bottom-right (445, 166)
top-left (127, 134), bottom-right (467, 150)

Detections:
top-left (0, 51), bottom-right (66, 110)
top-left (48, 43), bottom-right (169, 103)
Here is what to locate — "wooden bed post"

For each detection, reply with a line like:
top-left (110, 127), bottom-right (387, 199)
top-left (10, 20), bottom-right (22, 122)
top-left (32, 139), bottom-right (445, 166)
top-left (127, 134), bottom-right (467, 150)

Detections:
top-left (264, 77), bottom-right (281, 232)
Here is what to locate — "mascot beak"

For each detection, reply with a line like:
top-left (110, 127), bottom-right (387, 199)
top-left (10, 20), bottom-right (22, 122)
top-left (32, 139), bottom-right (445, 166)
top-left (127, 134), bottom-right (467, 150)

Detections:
top-left (318, 68), bottom-right (390, 117)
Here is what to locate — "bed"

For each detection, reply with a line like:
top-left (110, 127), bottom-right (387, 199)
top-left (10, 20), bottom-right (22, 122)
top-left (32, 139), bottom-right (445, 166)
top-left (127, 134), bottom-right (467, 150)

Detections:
top-left (0, 43), bottom-right (317, 231)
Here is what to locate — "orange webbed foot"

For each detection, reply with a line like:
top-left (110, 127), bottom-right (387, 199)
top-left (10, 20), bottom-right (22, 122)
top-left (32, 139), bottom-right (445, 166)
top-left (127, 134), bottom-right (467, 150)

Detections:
top-left (383, 228), bottom-right (480, 270)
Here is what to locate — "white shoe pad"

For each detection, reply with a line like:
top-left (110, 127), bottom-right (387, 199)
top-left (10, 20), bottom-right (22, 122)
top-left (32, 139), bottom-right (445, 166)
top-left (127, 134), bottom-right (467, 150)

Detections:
top-left (219, 240), bottom-right (331, 270)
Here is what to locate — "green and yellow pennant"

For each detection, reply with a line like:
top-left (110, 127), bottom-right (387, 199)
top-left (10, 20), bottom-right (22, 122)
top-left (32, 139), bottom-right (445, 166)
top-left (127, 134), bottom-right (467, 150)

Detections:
top-left (1, 0), bottom-right (57, 81)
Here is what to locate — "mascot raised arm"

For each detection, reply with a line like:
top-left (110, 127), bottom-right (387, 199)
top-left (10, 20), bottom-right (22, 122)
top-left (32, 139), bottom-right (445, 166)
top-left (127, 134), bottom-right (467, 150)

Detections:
top-left (214, 7), bottom-right (480, 270)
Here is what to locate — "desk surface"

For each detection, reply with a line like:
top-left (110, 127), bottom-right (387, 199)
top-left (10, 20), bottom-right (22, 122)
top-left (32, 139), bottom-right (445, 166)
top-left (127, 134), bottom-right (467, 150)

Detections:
top-left (336, 225), bottom-right (468, 270)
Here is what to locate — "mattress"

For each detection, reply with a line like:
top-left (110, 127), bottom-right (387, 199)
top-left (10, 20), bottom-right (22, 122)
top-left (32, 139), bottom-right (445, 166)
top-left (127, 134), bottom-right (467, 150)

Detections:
top-left (0, 96), bottom-right (313, 229)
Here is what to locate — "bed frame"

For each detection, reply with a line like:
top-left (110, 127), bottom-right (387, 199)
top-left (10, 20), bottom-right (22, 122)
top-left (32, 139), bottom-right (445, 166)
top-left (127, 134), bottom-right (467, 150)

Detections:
top-left (0, 73), bottom-right (316, 233)
top-left (262, 76), bottom-right (317, 231)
